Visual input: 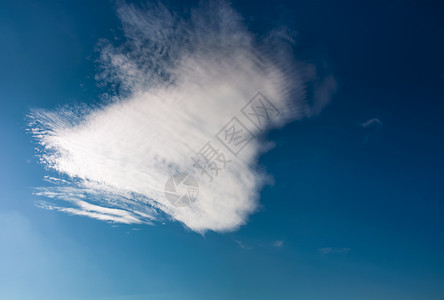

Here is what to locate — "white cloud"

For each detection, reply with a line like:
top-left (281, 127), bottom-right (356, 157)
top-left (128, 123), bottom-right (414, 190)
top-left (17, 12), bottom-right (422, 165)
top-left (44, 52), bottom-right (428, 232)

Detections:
top-left (235, 240), bottom-right (251, 250)
top-left (359, 117), bottom-right (383, 143)
top-left (28, 1), bottom-right (335, 233)
top-left (273, 240), bottom-right (284, 248)
top-left (319, 247), bottom-right (351, 256)
top-left (360, 118), bottom-right (383, 130)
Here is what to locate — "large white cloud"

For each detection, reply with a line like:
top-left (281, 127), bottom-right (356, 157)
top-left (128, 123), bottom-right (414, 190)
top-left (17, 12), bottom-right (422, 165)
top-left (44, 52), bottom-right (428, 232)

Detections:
top-left (28, 1), bottom-right (335, 233)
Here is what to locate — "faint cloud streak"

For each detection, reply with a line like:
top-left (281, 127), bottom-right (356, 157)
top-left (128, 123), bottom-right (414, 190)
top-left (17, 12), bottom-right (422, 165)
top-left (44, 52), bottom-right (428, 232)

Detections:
top-left (319, 247), bottom-right (351, 256)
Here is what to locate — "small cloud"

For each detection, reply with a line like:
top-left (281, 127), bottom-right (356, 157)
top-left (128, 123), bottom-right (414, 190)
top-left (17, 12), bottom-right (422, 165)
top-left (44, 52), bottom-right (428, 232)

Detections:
top-left (319, 247), bottom-right (351, 256)
top-left (359, 118), bottom-right (383, 143)
top-left (273, 240), bottom-right (284, 248)
top-left (360, 118), bottom-right (383, 130)
top-left (235, 240), bottom-right (251, 250)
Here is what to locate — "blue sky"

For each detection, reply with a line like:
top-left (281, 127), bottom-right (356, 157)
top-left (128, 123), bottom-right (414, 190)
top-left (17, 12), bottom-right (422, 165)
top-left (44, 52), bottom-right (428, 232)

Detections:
top-left (0, 0), bottom-right (443, 299)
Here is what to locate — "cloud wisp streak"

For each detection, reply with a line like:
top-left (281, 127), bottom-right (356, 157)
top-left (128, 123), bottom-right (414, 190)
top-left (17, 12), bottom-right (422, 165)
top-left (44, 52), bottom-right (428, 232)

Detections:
top-left (28, 2), bottom-right (335, 233)
top-left (319, 247), bottom-right (351, 256)
top-left (359, 118), bottom-right (383, 143)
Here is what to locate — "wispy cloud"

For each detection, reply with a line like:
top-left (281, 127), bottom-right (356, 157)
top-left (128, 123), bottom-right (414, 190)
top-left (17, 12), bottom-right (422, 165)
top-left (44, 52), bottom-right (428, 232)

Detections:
top-left (360, 118), bottom-right (383, 129)
top-left (273, 240), bottom-right (284, 248)
top-left (235, 240), bottom-right (252, 250)
top-left (359, 118), bottom-right (383, 143)
top-left (319, 247), bottom-right (351, 256)
top-left (28, 1), bottom-right (335, 233)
